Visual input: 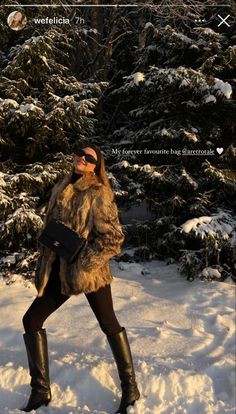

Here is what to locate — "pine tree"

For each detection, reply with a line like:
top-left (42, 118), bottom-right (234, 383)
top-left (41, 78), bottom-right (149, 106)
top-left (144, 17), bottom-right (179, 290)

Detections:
top-left (0, 0), bottom-right (235, 281)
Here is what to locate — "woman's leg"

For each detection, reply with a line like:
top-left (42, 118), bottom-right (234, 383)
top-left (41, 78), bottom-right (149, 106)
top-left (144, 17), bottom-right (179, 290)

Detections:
top-left (21, 258), bottom-right (70, 412)
top-left (85, 283), bottom-right (122, 336)
top-left (85, 284), bottom-right (140, 414)
top-left (23, 259), bottom-right (69, 333)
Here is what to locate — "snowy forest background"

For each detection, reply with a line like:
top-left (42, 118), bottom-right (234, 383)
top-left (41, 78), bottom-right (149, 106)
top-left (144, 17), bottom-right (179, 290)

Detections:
top-left (0, 0), bottom-right (236, 283)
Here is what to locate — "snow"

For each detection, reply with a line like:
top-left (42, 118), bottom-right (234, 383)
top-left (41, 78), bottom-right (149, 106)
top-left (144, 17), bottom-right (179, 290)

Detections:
top-left (181, 212), bottom-right (236, 242)
top-left (119, 160), bottom-right (130, 168)
top-left (196, 28), bottom-right (223, 40)
top-left (16, 103), bottom-right (44, 116)
top-left (204, 95), bottom-right (217, 104)
top-left (167, 74), bottom-right (174, 84)
top-left (160, 128), bottom-right (169, 136)
top-left (4, 208), bottom-right (43, 234)
top-left (1, 255), bottom-right (16, 266)
top-left (144, 22), bottom-right (154, 30)
top-left (180, 79), bottom-right (189, 87)
top-left (0, 259), bottom-right (235, 414)
top-left (140, 164), bottom-right (151, 172)
top-left (0, 191), bottom-right (11, 208)
top-left (202, 28), bottom-right (216, 35)
top-left (200, 267), bottom-right (221, 279)
top-left (132, 164), bottom-right (139, 170)
top-left (213, 79), bottom-right (232, 99)
top-left (19, 103), bottom-right (42, 114)
top-left (0, 98), bottom-right (19, 109)
top-left (181, 169), bottom-right (198, 189)
top-left (131, 72), bottom-right (145, 86)
top-left (151, 171), bottom-right (162, 178)
top-left (182, 130), bottom-right (198, 143)
top-left (41, 55), bottom-right (50, 68)
top-left (82, 28), bottom-right (98, 36)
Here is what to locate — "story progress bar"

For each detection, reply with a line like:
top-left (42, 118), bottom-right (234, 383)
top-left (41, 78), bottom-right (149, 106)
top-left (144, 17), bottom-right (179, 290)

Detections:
top-left (3, 4), bottom-right (232, 7)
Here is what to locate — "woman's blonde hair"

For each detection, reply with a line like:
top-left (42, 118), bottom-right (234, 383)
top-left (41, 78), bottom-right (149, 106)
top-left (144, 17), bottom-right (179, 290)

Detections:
top-left (88, 144), bottom-right (112, 191)
top-left (97, 152), bottom-right (112, 190)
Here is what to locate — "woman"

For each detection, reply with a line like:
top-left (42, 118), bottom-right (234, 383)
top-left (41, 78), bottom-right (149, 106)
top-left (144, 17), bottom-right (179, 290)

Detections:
top-left (8, 11), bottom-right (27, 31)
top-left (21, 145), bottom-right (140, 414)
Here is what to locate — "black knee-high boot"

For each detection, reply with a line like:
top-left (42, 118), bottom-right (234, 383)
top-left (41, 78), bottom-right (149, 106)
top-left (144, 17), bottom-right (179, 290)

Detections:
top-left (21, 329), bottom-right (52, 412)
top-left (107, 328), bottom-right (140, 414)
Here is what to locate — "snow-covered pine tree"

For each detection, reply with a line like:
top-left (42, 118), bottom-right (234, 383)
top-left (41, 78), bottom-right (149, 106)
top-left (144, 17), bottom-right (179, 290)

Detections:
top-left (96, 0), bottom-right (236, 281)
top-left (0, 0), bottom-right (235, 281)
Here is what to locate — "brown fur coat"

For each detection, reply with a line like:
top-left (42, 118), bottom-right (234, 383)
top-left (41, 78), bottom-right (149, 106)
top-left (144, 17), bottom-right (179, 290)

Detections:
top-left (35, 169), bottom-right (125, 297)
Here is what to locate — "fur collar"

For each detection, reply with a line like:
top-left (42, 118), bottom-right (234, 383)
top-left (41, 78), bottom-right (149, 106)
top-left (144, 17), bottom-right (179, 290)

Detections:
top-left (73, 172), bottom-right (102, 191)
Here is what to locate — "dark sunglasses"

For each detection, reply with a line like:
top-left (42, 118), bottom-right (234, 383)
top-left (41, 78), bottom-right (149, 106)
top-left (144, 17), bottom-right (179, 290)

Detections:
top-left (75, 149), bottom-right (97, 165)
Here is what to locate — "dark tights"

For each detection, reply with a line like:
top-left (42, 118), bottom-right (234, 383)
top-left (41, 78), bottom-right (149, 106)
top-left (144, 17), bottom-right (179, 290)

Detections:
top-left (23, 257), bottom-right (122, 337)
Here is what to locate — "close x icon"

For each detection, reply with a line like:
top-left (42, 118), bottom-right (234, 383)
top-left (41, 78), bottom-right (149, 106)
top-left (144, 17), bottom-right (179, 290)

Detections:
top-left (217, 14), bottom-right (231, 27)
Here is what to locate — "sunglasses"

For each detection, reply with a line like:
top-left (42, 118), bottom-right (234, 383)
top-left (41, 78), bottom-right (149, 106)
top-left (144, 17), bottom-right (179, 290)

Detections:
top-left (75, 149), bottom-right (97, 165)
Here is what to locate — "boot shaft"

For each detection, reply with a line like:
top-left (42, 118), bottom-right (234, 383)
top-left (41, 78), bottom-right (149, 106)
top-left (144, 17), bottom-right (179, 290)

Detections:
top-left (23, 329), bottom-right (50, 393)
top-left (107, 328), bottom-right (135, 378)
top-left (107, 327), bottom-right (140, 412)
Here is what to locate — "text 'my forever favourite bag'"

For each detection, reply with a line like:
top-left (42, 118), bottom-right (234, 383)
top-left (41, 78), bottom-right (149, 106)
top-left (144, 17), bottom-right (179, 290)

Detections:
top-left (38, 219), bottom-right (86, 263)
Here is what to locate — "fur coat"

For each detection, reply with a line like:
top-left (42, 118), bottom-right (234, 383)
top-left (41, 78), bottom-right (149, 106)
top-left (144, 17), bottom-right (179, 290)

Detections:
top-left (35, 169), bottom-right (125, 297)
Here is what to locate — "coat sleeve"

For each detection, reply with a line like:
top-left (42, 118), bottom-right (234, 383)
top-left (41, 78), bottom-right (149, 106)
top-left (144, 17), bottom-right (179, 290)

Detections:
top-left (77, 185), bottom-right (125, 272)
top-left (35, 180), bottom-right (61, 277)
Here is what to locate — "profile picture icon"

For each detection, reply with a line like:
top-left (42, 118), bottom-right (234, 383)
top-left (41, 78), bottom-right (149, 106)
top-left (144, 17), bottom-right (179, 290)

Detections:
top-left (7, 10), bottom-right (27, 31)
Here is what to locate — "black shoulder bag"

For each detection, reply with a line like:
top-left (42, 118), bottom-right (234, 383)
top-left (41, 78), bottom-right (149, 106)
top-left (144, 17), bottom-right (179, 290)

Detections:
top-left (38, 219), bottom-right (86, 263)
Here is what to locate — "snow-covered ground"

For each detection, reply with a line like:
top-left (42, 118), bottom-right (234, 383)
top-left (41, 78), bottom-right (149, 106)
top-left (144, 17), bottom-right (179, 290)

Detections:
top-left (0, 258), bottom-right (235, 414)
